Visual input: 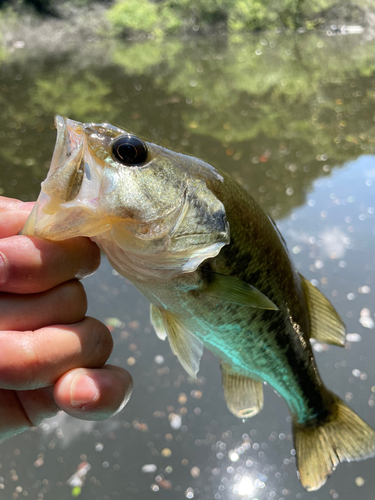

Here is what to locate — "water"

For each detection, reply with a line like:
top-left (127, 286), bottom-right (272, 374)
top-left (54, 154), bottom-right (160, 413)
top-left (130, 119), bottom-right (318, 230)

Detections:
top-left (0, 29), bottom-right (375, 499)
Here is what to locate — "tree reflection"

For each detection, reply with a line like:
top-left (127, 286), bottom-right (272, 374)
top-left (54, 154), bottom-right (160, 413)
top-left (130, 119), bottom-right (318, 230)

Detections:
top-left (0, 32), bottom-right (374, 218)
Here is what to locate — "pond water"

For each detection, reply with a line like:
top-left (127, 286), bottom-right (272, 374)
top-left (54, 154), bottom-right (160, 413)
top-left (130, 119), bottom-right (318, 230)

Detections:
top-left (0, 28), bottom-right (375, 500)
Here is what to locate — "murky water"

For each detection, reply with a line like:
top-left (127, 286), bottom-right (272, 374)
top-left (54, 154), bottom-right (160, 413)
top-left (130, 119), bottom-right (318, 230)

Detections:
top-left (0, 29), bottom-right (375, 500)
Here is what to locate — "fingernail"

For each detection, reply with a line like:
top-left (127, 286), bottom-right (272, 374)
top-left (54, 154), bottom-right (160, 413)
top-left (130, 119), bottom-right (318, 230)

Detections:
top-left (0, 251), bottom-right (8, 287)
top-left (70, 373), bottom-right (99, 409)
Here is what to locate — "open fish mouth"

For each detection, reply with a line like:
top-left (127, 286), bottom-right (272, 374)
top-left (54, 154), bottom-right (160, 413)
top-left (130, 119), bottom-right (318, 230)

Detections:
top-left (22, 115), bottom-right (108, 239)
top-left (42, 115), bottom-right (86, 204)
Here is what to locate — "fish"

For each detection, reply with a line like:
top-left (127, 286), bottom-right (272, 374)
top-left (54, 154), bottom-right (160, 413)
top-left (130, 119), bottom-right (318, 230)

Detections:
top-left (23, 115), bottom-right (375, 491)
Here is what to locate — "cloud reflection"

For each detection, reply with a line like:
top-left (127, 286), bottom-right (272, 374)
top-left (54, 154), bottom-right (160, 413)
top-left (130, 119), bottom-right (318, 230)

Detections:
top-left (37, 411), bottom-right (121, 448)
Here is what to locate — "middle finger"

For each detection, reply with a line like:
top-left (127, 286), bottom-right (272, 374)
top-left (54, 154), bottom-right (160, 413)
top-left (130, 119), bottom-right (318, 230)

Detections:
top-left (0, 280), bottom-right (87, 331)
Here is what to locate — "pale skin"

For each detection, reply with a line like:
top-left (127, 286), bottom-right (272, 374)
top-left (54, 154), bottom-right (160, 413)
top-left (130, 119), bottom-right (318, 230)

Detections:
top-left (0, 196), bottom-right (133, 439)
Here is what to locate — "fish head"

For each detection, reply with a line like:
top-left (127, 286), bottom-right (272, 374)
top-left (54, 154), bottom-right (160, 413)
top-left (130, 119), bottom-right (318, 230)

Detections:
top-left (24, 116), bottom-right (229, 279)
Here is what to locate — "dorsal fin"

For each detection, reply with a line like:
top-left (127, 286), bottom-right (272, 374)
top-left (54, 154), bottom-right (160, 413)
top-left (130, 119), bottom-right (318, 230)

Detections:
top-left (299, 274), bottom-right (346, 347)
top-left (221, 362), bottom-right (264, 419)
top-left (150, 305), bottom-right (203, 378)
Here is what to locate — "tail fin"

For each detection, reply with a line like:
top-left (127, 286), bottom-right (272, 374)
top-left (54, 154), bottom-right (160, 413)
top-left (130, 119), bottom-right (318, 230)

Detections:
top-left (293, 394), bottom-right (375, 491)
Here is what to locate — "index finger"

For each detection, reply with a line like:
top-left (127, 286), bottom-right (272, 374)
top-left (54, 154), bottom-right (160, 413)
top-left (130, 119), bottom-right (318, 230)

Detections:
top-left (0, 196), bottom-right (101, 293)
top-left (0, 197), bottom-right (35, 239)
top-left (0, 235), bottom-right (101, 294)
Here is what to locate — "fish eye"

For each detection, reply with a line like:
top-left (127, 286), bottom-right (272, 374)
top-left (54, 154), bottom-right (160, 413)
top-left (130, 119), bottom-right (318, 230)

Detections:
top-left (111, 135), bottom-right (148, 165)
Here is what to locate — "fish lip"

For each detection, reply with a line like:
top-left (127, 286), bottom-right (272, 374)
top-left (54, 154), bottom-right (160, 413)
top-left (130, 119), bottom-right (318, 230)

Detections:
top-left (54, 115), bottom-right (84, 159)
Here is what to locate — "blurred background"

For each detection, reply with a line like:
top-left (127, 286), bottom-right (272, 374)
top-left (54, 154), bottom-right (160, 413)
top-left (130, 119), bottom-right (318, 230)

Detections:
top-left (0, 1), bottom-right (375, 499)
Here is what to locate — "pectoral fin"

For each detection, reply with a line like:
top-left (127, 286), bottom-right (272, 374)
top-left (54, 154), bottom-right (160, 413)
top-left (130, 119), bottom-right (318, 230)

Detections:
top-left (150, 305), bottom-right (203, 378)
top-left (202, 271), bottom-right (278, 310)
top-left (300, 274), bottom-right (346, 347)
top-left (221, 362), bottom-right (264, 418)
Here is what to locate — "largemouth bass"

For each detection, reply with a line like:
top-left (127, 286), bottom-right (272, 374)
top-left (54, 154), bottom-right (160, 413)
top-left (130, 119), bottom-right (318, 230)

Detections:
top-left (23, 116), bottom-right (375, 491)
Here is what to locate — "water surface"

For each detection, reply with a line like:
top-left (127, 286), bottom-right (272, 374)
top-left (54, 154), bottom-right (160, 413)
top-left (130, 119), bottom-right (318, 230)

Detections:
top-left (0, 30), bottom-right (375, 500)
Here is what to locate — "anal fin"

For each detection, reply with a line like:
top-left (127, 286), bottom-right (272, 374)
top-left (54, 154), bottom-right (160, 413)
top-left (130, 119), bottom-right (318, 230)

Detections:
top-left (221, 362), bottom-right (264, 419)
top-left (300, 273), bottom-right (346, 347)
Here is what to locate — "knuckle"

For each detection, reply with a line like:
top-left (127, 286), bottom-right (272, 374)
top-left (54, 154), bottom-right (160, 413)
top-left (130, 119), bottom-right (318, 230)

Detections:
top-left (0, 332), bottom-right (44, 389)
top-left (71, 238), bottom-right (101, 279)
top-left (85, 318), bottom-right (113, 367)
top-left (60, 280), bottom-right (88, 317)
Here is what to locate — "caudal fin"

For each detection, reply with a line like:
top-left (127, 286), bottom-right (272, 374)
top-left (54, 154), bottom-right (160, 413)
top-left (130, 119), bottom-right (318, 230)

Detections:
top-left (293, 394), bottom-right (375, 491)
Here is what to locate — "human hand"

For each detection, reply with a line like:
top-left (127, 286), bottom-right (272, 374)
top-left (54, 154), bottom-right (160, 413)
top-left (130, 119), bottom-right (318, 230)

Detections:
top-left (0, 196), bottom-right (133, 440)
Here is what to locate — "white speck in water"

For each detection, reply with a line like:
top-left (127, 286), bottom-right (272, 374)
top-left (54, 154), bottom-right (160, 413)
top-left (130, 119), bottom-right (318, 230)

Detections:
top-left (358, 286), bottom-right (371, 294)
top-left (102, 461), bottom-right (109, 468)
top-left (359, 308), bottom-right (374, 329)
top-left (169, 414), bottom-right (182, 430)
top-left (314, 259), bottom-right (324, 269)
top-left (347, 293), bottom-right (356, 300)
top-left (352, 369), bottom-right (361, 378)
top-left (355, 477), bottom-right (365, 487)
top-left (95, 443), bottom-right (104, 452)
top-left (190, 466), bottom-right (200, 478)
top-left (229, 451), bottom-right (239, 462)
top-left (338, 261), bottom-right (347, 268)
top-left (313, 343), bottom-right (325, 352)
top-left (154, 355), bottom-right (164, 364)
top-left (141, 464), bottom-right (157, 473)
top-left (346, 333), bottom-right (362, 342)
top-left (292, 245), bottom-right (302, 254)
top-left (185, 487), bottom-right (194, 498)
